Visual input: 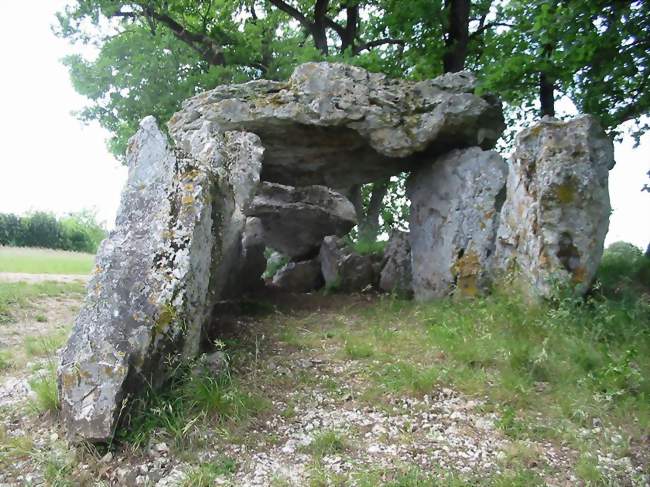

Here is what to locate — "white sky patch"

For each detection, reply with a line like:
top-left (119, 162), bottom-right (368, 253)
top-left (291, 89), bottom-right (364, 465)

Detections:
top-left (0, 1), bottom-right (648, 248)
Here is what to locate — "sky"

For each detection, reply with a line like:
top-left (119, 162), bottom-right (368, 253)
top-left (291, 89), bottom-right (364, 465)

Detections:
top-left (0, 2), bottom-right (648, 249)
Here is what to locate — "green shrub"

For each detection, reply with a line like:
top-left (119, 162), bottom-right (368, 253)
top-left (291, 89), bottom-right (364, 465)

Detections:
top-left (596, 241), bottom-right (650, 300)
top-left (0, 210), bottom-right (106, 253)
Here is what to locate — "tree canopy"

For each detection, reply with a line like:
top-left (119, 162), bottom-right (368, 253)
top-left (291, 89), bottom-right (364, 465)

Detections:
top-left (56, 0), bottom-right (649, 239)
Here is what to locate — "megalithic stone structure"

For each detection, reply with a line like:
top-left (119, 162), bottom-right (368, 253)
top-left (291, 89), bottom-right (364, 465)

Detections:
top-left (58, 62), bottom-right (617, 443)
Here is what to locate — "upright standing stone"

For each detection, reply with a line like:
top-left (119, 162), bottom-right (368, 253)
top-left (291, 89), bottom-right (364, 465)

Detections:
top-left (58, 118), bottom-right (263, 442)
top-left (379, 231), bottom-right (413, 296)
top-left (493, 116), bottom-right (614, 297)
top-left (408, 147), bottom-right (507, 300)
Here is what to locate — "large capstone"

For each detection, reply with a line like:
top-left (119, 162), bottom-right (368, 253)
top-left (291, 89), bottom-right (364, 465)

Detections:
top-left (58, 117), bottom-right (263, 442)
top-left (169, 62), bottom-right (504, 188)
top-left (493, 116), bottom-right (614, 297)
top-left (247, 182), bottom-right (357, 258)
top-left (408, 147), bottom-right (507, 300)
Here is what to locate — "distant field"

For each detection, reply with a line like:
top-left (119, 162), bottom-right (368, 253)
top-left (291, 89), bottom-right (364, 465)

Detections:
top-left (0, 247), bottom-right (95, 275)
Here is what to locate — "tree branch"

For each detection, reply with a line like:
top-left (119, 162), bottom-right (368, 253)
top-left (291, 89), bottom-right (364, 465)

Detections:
top-left (354, 38), bottom-right (405, 55)
top-left (267, 0), bottom-right (310, 28)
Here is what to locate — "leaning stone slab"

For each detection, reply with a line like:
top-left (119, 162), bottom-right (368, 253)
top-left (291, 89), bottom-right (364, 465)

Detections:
top-left (247, 182), bottom-right (357, 259)
top-left (169, 62), bottom-right (504, 188)
top-left (493, 116), bottom-right (614, 297)
top-left (58, 117), bottom-right (263, 442)
top-left (408, 147), bottom-right (507, 300)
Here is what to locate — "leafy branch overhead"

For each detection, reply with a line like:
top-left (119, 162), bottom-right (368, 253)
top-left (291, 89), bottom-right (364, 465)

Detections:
top-left (56, 0), bottom-right (649, 240)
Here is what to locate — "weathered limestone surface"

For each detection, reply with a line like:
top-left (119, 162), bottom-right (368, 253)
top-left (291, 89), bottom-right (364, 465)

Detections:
top-left (493, 116), bottom-right (614, 297)
top-left (169, 62), bottom-right (505, 188)
top-left (58, 118), bottom-right (263, 442)
top-left (408, 147), bottom-right (507, 300)
top-left (223, 217), bottom-right (267, 297)
top-left (320, 236), bottom-right (378, 292)
top-left (272, 258), bottom-right (323, 293)
top-left (379, 231), bottom-right (413, 296)
top-left (247, 182), bottom-right (357, 258)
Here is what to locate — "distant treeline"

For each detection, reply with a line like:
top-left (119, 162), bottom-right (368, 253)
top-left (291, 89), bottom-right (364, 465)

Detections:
top-left (0, 211), bottom-right (107, 253)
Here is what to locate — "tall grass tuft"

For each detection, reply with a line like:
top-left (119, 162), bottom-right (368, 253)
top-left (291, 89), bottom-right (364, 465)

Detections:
top-left (119, 357), bottom-right (269, 448)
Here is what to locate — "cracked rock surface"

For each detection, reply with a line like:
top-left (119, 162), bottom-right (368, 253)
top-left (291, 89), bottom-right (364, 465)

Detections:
top-left (169, 62), bottom-right (505, 188)
top-left (493, 115), bottom-right (614, 297)
top-left (408, 147), bottom-right (507, 300)
top-left (58, 117), bottom-right (263, 442)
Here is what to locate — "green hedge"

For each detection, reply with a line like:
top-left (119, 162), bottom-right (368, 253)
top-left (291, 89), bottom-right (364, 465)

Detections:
top-left (0, 211), bottom-right (106, 253)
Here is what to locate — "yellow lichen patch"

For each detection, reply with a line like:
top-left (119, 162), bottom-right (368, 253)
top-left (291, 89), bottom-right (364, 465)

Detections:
top-left (555, 182), bottom-right (576, 204)
top-left (572, 266), bottom-right (588, 284)
top-left (182, 169), bottom-right (200, 181)
top-left (181, 194), bottom-right (195, 205)
top-left (154, 304), bottom-right (176, 335)
top-left (60, 371), bottom-right (78, 389)
top-left (453, 250), bottom-right (481, 298)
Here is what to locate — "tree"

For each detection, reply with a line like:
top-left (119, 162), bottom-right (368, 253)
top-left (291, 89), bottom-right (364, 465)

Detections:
top-left (57, 0), bottom-right (650, 242)
top-left (481, 0), bottom-right (650, 139)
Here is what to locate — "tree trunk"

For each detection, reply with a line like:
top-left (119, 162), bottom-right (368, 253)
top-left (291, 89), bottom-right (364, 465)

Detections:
top-left (311, 0), bottom-right (330, 55)
top-left (442, 0), bottom-right (470, 73)
top-left (539, 71), bottom-right (556, 117)
top-left (349, 179), bottom-right (390, 243)
top-left (539, 42), bottom-right (556, 117)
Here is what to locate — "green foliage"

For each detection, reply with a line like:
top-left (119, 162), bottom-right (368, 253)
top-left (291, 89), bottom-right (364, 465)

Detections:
top-left (0, 210), bottom-right (106, 253)
top-left (351, 238), bottom-right (387, 257)
top-left (595, 241), bottom-right (650, 300)
top-left (262, 248), bottom-right (289, 279)
top-left (481, 0), bottom-right (650, 142)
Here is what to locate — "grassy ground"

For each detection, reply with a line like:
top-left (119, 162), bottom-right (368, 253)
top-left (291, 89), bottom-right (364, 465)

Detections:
top-left (0, 281), bottom-right (84, 325)
top-left (0, 246), bottom-right (95, 275)
top-left (0, 244), bottom-right (648, 485)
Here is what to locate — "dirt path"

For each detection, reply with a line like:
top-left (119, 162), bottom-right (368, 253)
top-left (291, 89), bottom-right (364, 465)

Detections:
top-left (0, 272), bottom-right (89, 284)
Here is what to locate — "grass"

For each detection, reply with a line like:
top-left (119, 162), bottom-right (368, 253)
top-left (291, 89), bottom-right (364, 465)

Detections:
top-left (350, 238), bottom-right (387, 257)
top-left (182, 457), bottom-right (237, 486)
top-left (302, 429), bottom-right (349, 458)
top-left (118, 358), bottom-right (270, 449)
top-left (0, 246), bottom-right (95, 275)
top-left (28, 361), bottom-right (61, 413)
top-left (24, 328), bottom-right (70, 357)
top-left (0, 350), bottom-right (13, 371)
top-left (0, 281), bottom-right (84, 324)
top-left (343, 285), bottom-right (649, 457)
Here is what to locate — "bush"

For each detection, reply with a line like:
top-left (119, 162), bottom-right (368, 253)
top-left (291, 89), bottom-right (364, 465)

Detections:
top-left (0, 210), bottom-right (106, 253)
top-left (595, 241), bottom-right (650, 300)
